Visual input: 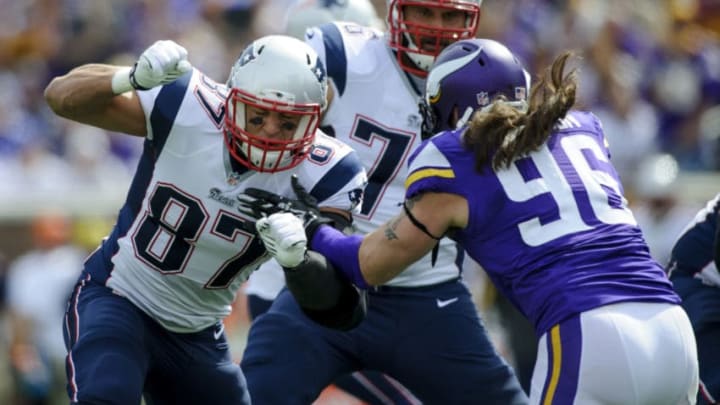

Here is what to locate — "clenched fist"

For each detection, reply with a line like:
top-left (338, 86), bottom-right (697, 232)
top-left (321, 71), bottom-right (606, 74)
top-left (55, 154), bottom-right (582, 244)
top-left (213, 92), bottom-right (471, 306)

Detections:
top-left (112, 40), bottom-right (192, 94)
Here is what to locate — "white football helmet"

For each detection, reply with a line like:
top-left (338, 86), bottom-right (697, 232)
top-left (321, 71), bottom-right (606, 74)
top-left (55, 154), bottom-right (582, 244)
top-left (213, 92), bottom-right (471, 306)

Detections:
top-left (386, 0), bottom-right (482, 77)
top-left (225, 35), bottom-right (328, 173)
top-left (286, 0), bottom-right (384, 40)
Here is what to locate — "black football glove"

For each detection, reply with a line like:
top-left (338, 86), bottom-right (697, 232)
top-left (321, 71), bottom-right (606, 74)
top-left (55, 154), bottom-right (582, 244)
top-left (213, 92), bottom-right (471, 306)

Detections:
top-left (419, 99), bottom-right (438, 140)
top-left (237, 175), bottom-right (333, 242)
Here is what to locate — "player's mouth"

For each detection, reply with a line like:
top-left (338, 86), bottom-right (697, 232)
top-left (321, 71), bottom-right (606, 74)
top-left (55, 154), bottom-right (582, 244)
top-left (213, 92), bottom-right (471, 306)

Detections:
top-left (419, 38), bottom-right (449, 53)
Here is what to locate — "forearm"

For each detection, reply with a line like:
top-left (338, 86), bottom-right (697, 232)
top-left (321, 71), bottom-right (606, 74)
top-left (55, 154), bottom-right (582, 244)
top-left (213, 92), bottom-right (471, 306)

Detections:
top-left (311, 221), bottom-right (434, 287)
top-left (358, 229), bottom-right (423, 285)
top-left (311, 193), bottom-right (460, 287)
top-left (45, 64), bottom-right (120, 117)
top-left (283, 251), bottom-right (366, 330)
top-left (311, 227), bottom-right (369, 288)
top-left (44, 64), bottom-right (146, 135)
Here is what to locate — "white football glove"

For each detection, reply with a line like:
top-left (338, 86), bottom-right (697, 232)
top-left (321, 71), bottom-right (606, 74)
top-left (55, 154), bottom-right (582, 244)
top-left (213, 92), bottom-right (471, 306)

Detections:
top-left (256, 212), bottom-right (308, 268)
top-left (111, 40), bottom-right (192, 94)
top-left (130, 40), bottom-right (192, 90)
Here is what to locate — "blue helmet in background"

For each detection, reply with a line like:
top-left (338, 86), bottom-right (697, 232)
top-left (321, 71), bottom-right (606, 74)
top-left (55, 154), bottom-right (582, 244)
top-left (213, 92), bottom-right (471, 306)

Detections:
top-left (421, 38), bottom-right (530, 137)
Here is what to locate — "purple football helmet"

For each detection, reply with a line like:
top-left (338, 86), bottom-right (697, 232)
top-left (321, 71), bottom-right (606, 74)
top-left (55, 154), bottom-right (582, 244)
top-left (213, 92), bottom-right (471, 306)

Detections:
top-left (421, 38), bottom-right (530, 137)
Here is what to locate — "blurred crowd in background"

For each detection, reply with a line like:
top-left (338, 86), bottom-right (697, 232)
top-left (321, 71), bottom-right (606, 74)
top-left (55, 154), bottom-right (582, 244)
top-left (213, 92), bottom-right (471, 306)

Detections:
top-left (0, 0), bottom-right (719, 198)
top-left (0, 0), bottom-right (718, 403)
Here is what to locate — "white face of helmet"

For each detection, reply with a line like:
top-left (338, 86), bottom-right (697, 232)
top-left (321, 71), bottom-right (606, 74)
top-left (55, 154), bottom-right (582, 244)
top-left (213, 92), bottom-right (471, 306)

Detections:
top-left (286, 0), bottom-right (384, 40)
top-left (225, 35), bottom-right (328, 173)
top-left (386, 0), bottom-right (482, 77)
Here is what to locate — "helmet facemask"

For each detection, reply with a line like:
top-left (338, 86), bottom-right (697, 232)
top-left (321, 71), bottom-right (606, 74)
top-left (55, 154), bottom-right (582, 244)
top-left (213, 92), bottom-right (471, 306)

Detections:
top-left (223, 35), bottom-right (327, 173)
top-left (387, 0), bottom-right (481, 77)
top-left (224, 88), bottom-right (321, 173)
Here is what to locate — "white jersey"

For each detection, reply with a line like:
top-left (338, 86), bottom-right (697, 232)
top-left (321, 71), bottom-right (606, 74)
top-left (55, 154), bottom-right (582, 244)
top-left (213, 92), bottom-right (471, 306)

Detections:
top-left (305, 22), bottom-right (462, 287)
top-left (88, 69), bottom-right (366, 333)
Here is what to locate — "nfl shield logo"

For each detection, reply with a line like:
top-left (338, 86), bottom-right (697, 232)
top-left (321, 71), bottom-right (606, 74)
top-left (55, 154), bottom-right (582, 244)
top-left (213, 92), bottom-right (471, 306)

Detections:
top-left (476, 92), bottom-right (489, 106)
top-left (227, 173), bottom-right (240, 186)
top-left (515, 86), bottom-right (527, 101)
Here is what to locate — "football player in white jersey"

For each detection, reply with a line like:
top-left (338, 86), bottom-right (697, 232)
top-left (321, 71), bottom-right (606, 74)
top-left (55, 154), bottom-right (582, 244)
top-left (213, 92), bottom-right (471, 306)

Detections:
top-left (240, 1), bottom-right (528, 404)
top-left (285, 0), bottom-right (385, 40)
top-left (43, 35), bottom-right (367, 405)
top-left (244, 0), bottom-right (381, 334)
top-left (244, 1), bottom-right (422, 403)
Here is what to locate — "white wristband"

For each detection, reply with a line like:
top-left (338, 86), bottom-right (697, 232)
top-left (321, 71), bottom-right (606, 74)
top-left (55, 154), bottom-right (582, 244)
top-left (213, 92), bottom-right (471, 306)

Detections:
top-left (111, 67), bottom-right (133, 95)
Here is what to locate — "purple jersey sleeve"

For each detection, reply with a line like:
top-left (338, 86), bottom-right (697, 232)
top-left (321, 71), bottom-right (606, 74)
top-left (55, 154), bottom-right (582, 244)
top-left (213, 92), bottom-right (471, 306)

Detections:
top-left (406, 111), bottom-right (679, 335)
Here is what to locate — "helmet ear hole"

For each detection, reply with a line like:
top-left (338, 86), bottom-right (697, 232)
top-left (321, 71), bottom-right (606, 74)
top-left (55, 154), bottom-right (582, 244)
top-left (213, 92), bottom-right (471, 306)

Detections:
top-left (449, 104), bottom-right (460, 129)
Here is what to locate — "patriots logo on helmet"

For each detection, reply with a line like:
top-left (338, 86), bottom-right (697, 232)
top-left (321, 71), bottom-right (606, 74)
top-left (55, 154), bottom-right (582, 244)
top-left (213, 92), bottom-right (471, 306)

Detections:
top-left (238, 45), bottom-right (257, 66)
top-left (311, 58), bottom-right (327, 84)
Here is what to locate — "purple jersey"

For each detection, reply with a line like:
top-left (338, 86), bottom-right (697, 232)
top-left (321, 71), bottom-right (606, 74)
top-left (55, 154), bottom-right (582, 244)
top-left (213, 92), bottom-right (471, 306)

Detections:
top-left (405, 110), bottom-right (680, 335)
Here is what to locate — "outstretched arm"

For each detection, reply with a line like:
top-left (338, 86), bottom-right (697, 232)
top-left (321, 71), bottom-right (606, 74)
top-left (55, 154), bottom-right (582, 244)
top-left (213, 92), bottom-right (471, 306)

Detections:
top-left (44, 40), bottom-right (192, 136)
top-left (312, 192), bottom-right (468, 286)
top-left (237, 181), bottom-right (467, 297)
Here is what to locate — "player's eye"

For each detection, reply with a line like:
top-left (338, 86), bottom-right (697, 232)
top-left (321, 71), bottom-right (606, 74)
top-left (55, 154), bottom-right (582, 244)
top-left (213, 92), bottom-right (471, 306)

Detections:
top-left (248, 117), bottom-right (264, 126)
top-left (443, 11), bottom-right (466, 25)
top-left (281, 122), bottom-right (297, 132)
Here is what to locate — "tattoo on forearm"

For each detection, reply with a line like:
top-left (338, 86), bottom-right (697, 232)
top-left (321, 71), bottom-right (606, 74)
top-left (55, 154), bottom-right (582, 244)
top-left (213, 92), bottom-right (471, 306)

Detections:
top-left (384, 216), bottom-right (401, 240)
top-left (383, 195), bottom-right (427, 241)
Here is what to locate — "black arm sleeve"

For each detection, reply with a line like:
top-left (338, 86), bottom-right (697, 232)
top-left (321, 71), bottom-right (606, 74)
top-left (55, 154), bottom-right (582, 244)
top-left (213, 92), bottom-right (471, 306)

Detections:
top-left (318, 209), bottom-right (353, 232)
top-left (283, 250), bottom-right (367, 331)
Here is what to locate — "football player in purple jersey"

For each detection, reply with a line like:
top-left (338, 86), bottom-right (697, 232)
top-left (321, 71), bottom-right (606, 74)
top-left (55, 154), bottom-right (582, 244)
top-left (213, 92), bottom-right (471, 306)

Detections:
top-left (668, 193), bottom-right (720, 404)
top-left (239, 1), bottom-right (529, 404)
top-left (242, 38), bottom-right (700, 404)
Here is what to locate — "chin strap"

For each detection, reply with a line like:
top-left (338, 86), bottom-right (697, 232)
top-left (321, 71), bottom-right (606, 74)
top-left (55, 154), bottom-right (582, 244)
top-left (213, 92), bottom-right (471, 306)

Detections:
top-left (454, 106), bottom-right (475, 130)
top-left (402, 201), bottom-right (442, 267)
